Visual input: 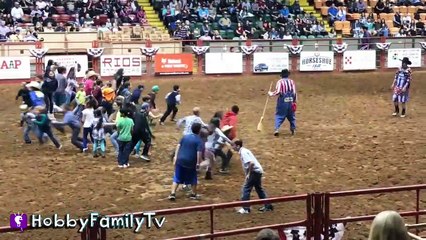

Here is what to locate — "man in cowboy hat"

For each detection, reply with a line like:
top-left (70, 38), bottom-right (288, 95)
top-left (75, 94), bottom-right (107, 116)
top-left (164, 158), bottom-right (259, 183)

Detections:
top-left (26, 81), bottom-right (45, 108)
top-left (391, 57), bottom-right (412, 118)
top-left (268, 69), bottom-right (297, 137)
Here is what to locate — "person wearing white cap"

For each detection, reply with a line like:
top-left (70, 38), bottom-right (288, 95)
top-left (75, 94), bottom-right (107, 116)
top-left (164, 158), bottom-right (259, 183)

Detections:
top-left (26, 81), bottom-right (45, 108)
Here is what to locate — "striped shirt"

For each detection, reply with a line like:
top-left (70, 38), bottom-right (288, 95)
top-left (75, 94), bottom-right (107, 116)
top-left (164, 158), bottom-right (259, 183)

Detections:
top-left (177, 115), bottom-right (207, 135)
top-left (270, 78), bottom-right (297, 101)
top-left (393, 67), bottom-right (412, 94)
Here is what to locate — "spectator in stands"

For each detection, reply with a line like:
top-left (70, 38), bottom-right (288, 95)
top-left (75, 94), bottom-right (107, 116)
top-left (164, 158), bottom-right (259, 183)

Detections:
top-left (395, 28), bottom-right (406, 37)
top-left (328, 3), bottom-right (338, 26)
top-left (201, 21), bottom-right (211, 36)
top-left (198, 5), bottom-right (209, 22)
top-left (374, 0), bottom-right (386, 14)
top-left (402, 13), bottom-right (411, 26)
top-left (337, 6), bottom-right (347, 21)
top-left (0, 21), bottom-right (10, 39)
top-left (353, 20), bottom-right (362, 37)
top-left (44, 22), bottom-right (54, 32)
top-left (378, 23), bottom-right (389, 36)
top-left (35, 0), bottom-right (47, 10)
top-left (416, 19), bottom-right (425, 35)
top-left (11, 2), bottom-right (24, 23)
top-left (291, 0), bottom-right (303, 15)
top-left (30, 5), bottom-right (42, 17)
top-left (55, 22), bottom-right (66, 32)
top-left (174, 22), bottom-right (189, 40)
top-left (43, 14), bottom-right (55, 27)
top-left (347, 0), bottom-right (358, 13)
top-left (256, 229), bottom-right (279, 240)
top-left (212, 30), bottom-right (222, 40)
top-left (239, 6), bottom-right (253, 21)
top-left (32, 13), bottom-right (43, 26)
top-left (218, 13), bottom-right (232, 30)
top-left (368, 211), bottom-right (409, 240)
top-left (199, 31), bottom-right (211, 40)
top-left (357, 0), bottom-right (367, 13)
top-left (361, 26), bottom-right (371, 49)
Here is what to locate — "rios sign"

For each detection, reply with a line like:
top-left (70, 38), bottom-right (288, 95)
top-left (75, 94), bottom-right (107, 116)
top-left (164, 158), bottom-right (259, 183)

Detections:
top-left (154, 54), bottom-right (193, 75)
top-left (100, 55), bottom-right (142, 76)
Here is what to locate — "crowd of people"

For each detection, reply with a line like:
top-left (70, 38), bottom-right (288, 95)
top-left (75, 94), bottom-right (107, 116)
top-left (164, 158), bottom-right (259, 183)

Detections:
top-left (0, 0), bottom-right (147, 41)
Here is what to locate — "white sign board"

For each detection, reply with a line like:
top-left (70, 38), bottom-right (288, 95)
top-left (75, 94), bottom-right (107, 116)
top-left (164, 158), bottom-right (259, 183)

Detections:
top-left (253, 52), bottom-right (290, 73)
top-left (100, 55), bottom-right (142, 76)
top-left (44, 55), bottom-right (89, 78)
top-left (205, 53), bottom-right (243, 74)
top-left (0, 57), bottom-right (31, 79)
top-left (343, 50), bottom-right (376, 70)
top-left (299, 51), bottom-right (334, 71)
top-left (387, 48), bottom-right (422, 68)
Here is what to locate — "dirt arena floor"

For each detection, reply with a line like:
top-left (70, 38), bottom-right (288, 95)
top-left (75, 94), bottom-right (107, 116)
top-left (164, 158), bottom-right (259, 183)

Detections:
top-left (1, 72), bottom-right (426, 240)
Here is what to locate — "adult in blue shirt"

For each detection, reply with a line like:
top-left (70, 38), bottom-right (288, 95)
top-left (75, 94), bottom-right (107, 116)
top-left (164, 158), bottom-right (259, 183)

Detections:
top-left (328, 4), bottom-right (338, 26)
top-left (52, 104), bottom-right (84, 151)
top-left (169, 122), bottom-right (203, 201)
top-left (279, 6), bottom-right (289, 18)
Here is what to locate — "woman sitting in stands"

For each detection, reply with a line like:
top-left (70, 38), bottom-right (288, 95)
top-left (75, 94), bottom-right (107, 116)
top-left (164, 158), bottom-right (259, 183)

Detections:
top-left (368, 211), bottom-right (409, 240)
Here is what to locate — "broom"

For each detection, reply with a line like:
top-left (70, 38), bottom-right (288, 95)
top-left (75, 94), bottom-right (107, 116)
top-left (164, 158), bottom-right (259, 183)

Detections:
top-left (257, 81), bottom-right (274, 132)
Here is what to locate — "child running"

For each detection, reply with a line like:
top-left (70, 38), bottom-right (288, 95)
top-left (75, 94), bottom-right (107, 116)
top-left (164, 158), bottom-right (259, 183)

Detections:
top-left (81, 101), bottom-right (95, 152)
top-left (92, 111), bottom-right (106, 158)
top-left (32, 106), bottom-right (62, 149)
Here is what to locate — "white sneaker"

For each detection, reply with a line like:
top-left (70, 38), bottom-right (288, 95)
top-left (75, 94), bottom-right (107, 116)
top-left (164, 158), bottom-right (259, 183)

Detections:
top-left (237, 208), bottom-right (250, 214)
top-left (118, 165), bottom-right (124, 168)
top-left (82, 148), bottom-right (88, 153)
top-left (126, 163), bottom-right (130, 167)
top-left (141, 155), bottom-right (151, 161)
top-left (57, 145), bottom-right (62, 150)
top-left (122, 164), bottom-right (128, 168)
top-left (400, 114), bottom-right (406, 118)
top-left (392, 112), bottom-right (398, 116)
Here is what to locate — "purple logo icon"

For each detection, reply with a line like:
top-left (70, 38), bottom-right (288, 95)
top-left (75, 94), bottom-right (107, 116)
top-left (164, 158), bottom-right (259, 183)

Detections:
top-left (10, 213), bottom-right (28, 232)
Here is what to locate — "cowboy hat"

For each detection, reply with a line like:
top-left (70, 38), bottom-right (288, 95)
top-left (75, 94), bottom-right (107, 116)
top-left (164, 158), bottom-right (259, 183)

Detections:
top-left (26, 81), bottom-right (41, 90)
top-left (86, 70), bottom-right (99, 78)
top-left (401, 57), bottom-right (412, 65)
top-left (221, 125), bottom-right (233, 132)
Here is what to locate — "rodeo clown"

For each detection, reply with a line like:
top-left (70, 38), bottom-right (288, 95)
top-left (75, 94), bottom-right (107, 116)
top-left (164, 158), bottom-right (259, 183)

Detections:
top-left (268, 69), bottom-right (297, 137)
top-left (391, 57), bottom-right (412, 118)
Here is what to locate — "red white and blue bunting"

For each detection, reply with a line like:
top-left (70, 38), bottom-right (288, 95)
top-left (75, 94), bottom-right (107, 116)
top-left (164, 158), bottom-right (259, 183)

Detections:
top-left (419, 42), bottom-right (426, 50)
top-left (332, 43), bottom-right (348, 53)
top-left (87, 48), bottom-right (104, 58)
top-left (283, 223), bottom-right (344, 240)
top-left (140, 47), bottom-right (160, 56)
top-left (285, 44), bottom-right (304, 55)
top-left (376, 42), bottom-right (391, 51)
top-left (240, 45), bottom-right (258, 55)
top-left (191, 46), bottom-right (210, 55)
top-left (29, 48), bottom-right (48, 59)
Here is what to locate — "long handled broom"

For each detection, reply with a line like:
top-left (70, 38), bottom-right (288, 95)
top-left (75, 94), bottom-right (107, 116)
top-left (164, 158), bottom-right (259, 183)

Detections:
top-left (257, 81), bottom-right (274, 132)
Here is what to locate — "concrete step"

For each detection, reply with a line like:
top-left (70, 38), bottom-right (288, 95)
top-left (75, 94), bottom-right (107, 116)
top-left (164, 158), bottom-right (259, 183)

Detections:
top-left (146, 13), bottom-right (158, 18)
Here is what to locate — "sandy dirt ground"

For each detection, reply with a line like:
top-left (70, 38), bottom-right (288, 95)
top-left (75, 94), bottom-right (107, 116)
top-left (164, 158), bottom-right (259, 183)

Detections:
top-left (0, 72), bottom-right (426, 240)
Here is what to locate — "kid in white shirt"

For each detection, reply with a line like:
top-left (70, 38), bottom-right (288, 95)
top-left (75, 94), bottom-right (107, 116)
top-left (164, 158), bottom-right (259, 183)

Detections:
top-left (81, 101), bottom-right (95, 152)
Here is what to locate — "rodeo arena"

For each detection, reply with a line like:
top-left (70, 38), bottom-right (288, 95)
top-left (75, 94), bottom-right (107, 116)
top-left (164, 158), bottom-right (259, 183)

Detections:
top-left (4, 0), bottom-right (426, 240)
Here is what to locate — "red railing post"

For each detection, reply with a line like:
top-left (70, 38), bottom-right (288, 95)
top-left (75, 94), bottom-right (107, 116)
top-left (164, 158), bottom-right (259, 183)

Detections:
top-left (209, 207), bottom-right (214, 240)
top-left (197, 39), bottom-right (203, 75)
top-left (416, 189), bottom-right (420, 235)
top-left (306, 193), bottom-right (313, 239)
top-left (323, 193), bottom-right (330, 239)
top-left (291, 39), bottom-right (299, 72)
top-left (380, 36), bottom-right (386, 71)
top-left (146, 40), bottom-right (152, 76)
top-left (312, 192), bottom-right (323, 240)
top-left (35, 41), bottom-right (43, 75)
top-left (92, 40), bottom-right (99, 73)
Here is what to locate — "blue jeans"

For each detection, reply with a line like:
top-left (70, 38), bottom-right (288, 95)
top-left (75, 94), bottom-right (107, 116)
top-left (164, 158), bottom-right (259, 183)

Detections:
top-left (23, 125), bottom-right (41, 143)
top-left (54, 92), bottom-right (67, 107)
top-left (73, 105), bottom-right (84, 121)
top-left (93, 139), bottom-right (106, 156)
top-left (117, 140), bottom-right (132, 165)
top-left (241, 172), bottom-right (272, 211)
top-left (37, 127), bottom-right (61, 148)
top-left (110, 131), bottom-right (119, 153)
top-left (82, 127), bottom-right (93, 149)
top-left (274, 112), bottom-right (296, 131)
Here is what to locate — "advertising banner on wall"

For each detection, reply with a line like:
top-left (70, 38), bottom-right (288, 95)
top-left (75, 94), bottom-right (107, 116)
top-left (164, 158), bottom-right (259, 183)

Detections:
top-left (343, 50), bottom-right (376, 71)
top-left (100, 55), bottom-right (142, 76)
top-left (387, 48), bottom-right (422, 68)
top-left (0, 57), bottom-right (31, 79)
top-left (44, 55), bottom-right (89, 78)
top-left (154, 54), bottom-right (193, 75)
top-left (205, 53), bottom-right (243, 74)
top-left (299, 51), bottom-right (334, 71)
top-left (253, 52), bottom-right (290, 73)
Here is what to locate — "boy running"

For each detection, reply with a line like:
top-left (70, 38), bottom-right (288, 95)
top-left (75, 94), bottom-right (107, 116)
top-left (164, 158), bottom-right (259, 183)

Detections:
top-left (160, 85), bottom-right (181, 125)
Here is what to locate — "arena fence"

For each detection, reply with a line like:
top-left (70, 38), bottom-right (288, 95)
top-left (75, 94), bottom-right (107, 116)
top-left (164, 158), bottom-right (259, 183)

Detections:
top-left (1, 184), bottom-right (426, 239)
top-left (1, 36), bottom-right (426, 81)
